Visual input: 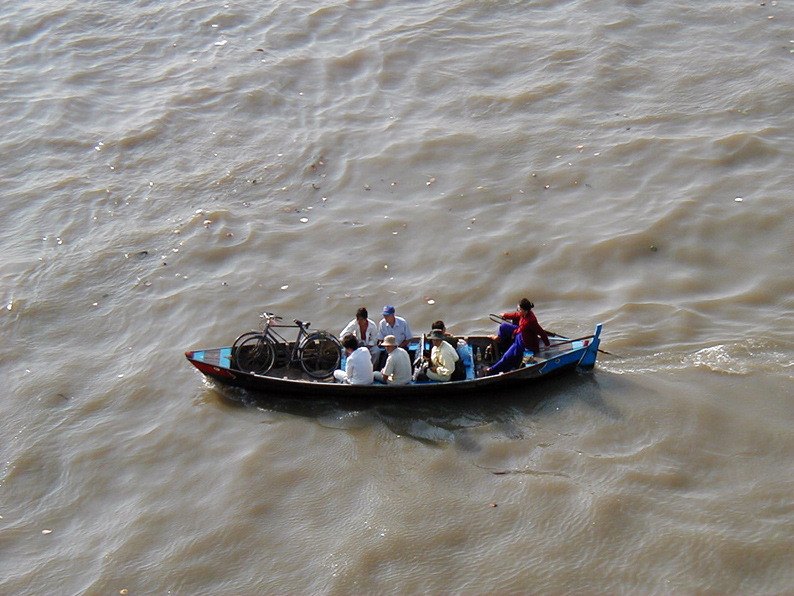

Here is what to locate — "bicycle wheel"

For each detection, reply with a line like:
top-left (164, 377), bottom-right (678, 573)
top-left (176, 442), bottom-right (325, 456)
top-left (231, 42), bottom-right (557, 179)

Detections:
top-left (299, 332), bottom-right (342, 378)
top-left (234, 334), bottom-right (276, 374)
top-left (231, 331), bottom-right (260, 358)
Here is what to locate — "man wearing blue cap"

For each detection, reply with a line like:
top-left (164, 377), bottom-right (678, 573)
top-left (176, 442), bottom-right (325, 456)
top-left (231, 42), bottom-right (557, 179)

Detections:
top-left (377, 305), bottom-right (412, 349)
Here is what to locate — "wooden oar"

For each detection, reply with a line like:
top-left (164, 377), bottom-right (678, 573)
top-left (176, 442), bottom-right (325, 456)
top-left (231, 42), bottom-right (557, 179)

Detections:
top-left (547, 335), bottom-right (620, 357)
top-left (547, 334), bottom-right (595, 347)
top-left (491, 314), bottom-right (619, 356)
top-left (489, 313), bottom-right (564, 338)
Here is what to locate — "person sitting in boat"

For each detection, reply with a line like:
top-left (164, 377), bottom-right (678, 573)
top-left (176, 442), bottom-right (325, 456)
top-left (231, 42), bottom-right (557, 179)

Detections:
top-left (433, 320), bottom-right (471, 364)
top-left (486, 298), bottom-right (550, 375)
top-left (333, 335), bottom-right (374, 385)
top-left (377, 305), bottom-right (412, 349)
top-left (339, 306), bottom-right (379, 366)
top-left (373, 335), bottom-right (412, 385)
top-left (415, 328), bottom-right (460, 382)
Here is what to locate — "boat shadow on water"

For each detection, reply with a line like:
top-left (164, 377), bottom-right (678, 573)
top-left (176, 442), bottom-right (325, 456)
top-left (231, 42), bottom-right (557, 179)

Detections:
top-left (206, 370), bottom-right (622, 445)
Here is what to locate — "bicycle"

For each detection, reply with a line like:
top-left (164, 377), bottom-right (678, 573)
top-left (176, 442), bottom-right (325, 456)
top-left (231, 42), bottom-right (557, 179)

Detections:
top-left (231, 312), bottom-right (342, 378)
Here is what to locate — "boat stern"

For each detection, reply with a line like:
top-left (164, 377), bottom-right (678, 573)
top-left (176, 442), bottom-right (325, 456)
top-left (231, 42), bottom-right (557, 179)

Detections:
top-left (577, 323), bottom-right (603, 370)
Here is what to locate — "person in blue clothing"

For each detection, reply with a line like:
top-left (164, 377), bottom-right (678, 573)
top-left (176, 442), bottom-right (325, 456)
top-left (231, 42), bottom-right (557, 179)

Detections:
top-left (486, 298), bottom-right (550, 375)
top-left (377, 305), bottom-right (412, 349)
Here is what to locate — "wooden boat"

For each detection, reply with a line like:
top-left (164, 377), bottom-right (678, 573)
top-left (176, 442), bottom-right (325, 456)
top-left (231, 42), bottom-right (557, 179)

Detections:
top-left (185, 324), bottom-right (603, 400)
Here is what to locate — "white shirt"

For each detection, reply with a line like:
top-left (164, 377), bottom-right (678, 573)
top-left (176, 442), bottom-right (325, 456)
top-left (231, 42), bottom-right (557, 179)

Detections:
top-left (340, 317), bottom-right (380, 365)
top-left (430, 340), bottom-right (459, 380)
top-left (340, 318), bottom-right (378, 349)
top-left (378, 315), bottom-right (412, 346)
top-left (344, 346), bottom-right (373, 385)
top-left (381, 347), bottom-right (413, 385)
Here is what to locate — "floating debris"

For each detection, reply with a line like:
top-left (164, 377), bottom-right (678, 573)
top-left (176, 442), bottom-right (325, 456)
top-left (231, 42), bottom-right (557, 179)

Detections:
top-left (424, 297), bottom-right (435, 305)
top-left (300, 217), bottom-right (309, 223)
top-left (280, 285), bottom-right (289, 290)
top-left (735, 197), bottom-right (744, 202)
top-left (42, 529), bottom-right (53, 534)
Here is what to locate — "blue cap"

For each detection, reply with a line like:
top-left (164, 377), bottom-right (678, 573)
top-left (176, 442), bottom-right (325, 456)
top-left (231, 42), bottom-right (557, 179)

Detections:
top-left (382, 305), bottom-right (395, 315)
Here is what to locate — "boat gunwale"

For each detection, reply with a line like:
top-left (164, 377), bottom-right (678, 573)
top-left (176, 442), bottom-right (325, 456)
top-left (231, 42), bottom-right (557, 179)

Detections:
top-left (185, 326), bottom-right (602, 399)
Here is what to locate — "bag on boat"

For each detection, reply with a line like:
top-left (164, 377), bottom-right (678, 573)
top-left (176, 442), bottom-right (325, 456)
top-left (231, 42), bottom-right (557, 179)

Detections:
top-left (450, 357), bottom-right (466, 381)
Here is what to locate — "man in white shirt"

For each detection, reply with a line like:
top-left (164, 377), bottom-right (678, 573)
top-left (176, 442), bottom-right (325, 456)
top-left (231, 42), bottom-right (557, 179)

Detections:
top-left (339, 306), bottom-right (379, 366)
top-left (374, 335), bottom-right (412, 385)
top-left (377, 305), bottom-right (412, 349)
top-left (334, 335), bottom-right (373, 384)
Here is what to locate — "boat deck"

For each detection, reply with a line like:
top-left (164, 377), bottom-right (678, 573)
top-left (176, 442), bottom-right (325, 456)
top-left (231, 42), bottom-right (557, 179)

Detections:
top-left (191, 334), bottom-right (594, 384)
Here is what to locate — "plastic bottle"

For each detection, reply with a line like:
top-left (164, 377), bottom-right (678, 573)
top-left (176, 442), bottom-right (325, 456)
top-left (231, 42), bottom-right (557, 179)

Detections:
top-left (522, 349), bottom-right (534, 366)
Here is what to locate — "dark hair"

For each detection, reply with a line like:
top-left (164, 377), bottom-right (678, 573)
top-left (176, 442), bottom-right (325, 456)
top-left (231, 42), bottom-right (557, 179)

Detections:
top-left (342, 335), bottom-right (359, 350)
top-left (519, 298), bottom-right (534, 311)
top-left (356, 307), bottom-right (368, 320)
top-left (431, 320), bottom-right (445, 331)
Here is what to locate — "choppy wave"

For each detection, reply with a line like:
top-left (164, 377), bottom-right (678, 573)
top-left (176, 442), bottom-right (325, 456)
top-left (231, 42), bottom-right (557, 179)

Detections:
top-left (2, 0), bottom-right (794, 594)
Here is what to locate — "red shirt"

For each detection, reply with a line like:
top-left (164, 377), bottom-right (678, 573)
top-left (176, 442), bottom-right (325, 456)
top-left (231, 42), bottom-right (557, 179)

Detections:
top-left (502, 310), bottom-right (550, 353)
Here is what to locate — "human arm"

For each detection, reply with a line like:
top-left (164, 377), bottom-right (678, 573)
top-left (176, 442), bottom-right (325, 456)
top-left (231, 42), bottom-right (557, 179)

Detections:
top-left (340, 319), bottom-right (357, 339)
top-left (430, 343), bottom-right (456, 377)
top-left (399, 318), bottom-right (412, 348)
top-left (501, 311), bottom-right (521, 324)
top-left (365, 320), bottom-right (379, 347)
top-left (381, 354), bottom-right (395, 382)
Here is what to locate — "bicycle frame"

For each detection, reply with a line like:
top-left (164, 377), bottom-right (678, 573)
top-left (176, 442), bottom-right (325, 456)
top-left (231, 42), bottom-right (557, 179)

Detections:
top-left (232, 312), bottom-right (342, 378)
top-left (259, 314), bottom-right (312, 365)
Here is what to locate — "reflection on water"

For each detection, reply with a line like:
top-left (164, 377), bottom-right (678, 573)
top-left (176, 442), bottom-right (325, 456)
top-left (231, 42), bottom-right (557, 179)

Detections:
top-left (208, 370), bottom-right (619, 445)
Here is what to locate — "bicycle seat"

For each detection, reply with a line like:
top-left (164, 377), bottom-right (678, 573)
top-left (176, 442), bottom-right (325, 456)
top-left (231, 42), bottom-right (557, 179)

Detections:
top-left (294, 319), bottom-right (310, 328)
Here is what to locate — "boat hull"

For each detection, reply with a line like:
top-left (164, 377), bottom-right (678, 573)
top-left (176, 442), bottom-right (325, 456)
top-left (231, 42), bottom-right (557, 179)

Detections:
top-left (185, 324), bottom-right (602, 401)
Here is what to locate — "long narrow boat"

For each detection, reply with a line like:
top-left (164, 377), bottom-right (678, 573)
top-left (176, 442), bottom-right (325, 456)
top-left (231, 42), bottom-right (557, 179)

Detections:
top-left (185, 324), bottom-right (603, 400)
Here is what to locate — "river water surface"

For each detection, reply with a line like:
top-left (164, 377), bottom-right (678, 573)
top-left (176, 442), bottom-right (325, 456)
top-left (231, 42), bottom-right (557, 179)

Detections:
top-left (2, 1), bottom-right (793, 594)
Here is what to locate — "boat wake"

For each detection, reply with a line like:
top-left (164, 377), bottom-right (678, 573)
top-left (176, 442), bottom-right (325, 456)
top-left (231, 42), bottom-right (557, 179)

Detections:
top-left (598, 339), bottom-right (793, 377)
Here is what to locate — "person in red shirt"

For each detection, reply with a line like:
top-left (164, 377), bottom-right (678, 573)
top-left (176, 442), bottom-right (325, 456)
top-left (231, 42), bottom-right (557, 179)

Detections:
top-left (486, 298), bottom-right (550, 375)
